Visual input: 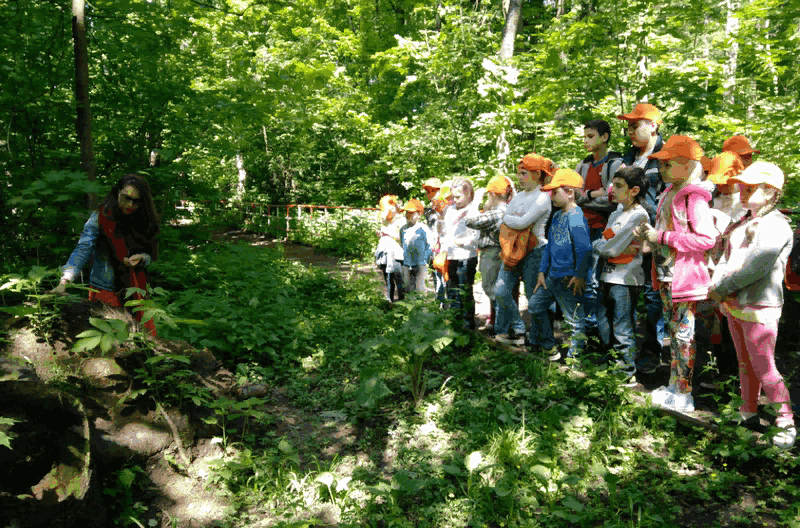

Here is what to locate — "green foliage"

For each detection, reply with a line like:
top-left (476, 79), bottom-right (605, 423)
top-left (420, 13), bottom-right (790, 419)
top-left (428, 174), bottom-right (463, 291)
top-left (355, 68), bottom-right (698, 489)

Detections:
top-left (0, 416), bottom-right (17, 450)
top-left (0, 266), bottom-right (68, 344)
top-left (358, 297), bottom-right (468, 408)
top-left (103, 465), bottom-right (151, 527)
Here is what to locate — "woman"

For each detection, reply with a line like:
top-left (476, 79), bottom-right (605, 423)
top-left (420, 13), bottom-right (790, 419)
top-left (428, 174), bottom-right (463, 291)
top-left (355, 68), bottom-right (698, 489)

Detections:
top-left (54, 174), bottom-right (160, 335)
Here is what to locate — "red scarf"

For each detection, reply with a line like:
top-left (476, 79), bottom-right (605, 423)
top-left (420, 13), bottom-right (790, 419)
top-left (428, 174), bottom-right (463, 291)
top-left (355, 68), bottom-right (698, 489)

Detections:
top-left (95, 210), bottom-right (156, 336)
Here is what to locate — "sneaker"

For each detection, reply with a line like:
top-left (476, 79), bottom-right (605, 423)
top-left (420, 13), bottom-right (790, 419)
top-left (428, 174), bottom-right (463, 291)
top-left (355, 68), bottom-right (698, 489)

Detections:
top-left (478, 322), bottom-right (494, 333)
top-left (649, 385), bottom-right (677, 406)
top-left (547, 347), bottom-right (562, 362)
top-left (659, 391), bottom-right (695, 413)
top-left (612, 361), bottom-right (637, 387)
top-left (731, 411), bottom-right (759, 429)
top-left (495, 333), bottom-right (524, 346)
top-left (773, 421), bottom-right (796, 449)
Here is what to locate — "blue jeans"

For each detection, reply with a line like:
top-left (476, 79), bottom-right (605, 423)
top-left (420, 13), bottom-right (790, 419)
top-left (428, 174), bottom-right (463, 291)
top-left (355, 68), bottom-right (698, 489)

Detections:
top-left (597, 283), bottom-right (639, 367)
top-left (494, 246), bottom-right (544, 338)
top-left (379, 262), bottom-right (404, 302)
top-left (529, 275), bottom-right (587, 357)
top-left (641, 255), bottom-right (667, 350)
top-left (446, 257), bottom-right (478, 330)
top-left (583, 226), bottom-right (605, 329)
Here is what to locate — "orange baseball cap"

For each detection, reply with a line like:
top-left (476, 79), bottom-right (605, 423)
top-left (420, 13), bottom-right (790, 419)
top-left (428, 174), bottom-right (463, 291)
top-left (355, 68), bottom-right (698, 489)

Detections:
top-left (706, 151), bottom-right (745, 185)
top-left (541, 168), bottom-right (584, 191)
top-left (402, 198), bottom-right (424, 213)
top-left (486, 175), bottom-right (512, 194)
top-left (617, 103), bottom-right (662, 124)
top-left (518, 153), bottom-right (554, 175)
top-left (722, 135), bottom-right (761, 156)
top-left (648, 135), bottom-right (704, 162)
top-left (379, 195), bottom-right (398, 212)
top-left (422, 177), bottom-right (442, 190)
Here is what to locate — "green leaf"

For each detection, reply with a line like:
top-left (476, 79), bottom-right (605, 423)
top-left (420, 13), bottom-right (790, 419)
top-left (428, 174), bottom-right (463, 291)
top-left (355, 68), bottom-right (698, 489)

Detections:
top-left (75, 329), bottom-right (102, 339)
top-left (354, 371), bottom-right (392, 408)
top-left (73, 335), bottom-right (102, 352)
top-left (100, 333), bottom-right (115, 353)
top-left (562, 496), bottom-right (585, 512)
top-left (89, 317), bottom-right (114, 333)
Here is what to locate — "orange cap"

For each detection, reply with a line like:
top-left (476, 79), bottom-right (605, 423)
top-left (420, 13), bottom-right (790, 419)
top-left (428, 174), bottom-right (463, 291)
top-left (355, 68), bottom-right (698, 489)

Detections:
top-left (486, 175), bottom-right (512, 194)
top-left (541, 168), bottom-right (584, 191)
top-left (379, 195), bottom-right (398, 212)
top-left (648, 135), bottom-right (704, 162)
top-left (722, 135), bottom-right (761, 156)
top-left (617, 103), bottom-right (662, 124)
top-left (402, 198), bottom-right (424, 213)
top-left (422, 177), bottom-right (442, 190)
top-left (518, 153), bottom-right (554, 175)
top-left (706, 151), bottom-right (745, 185)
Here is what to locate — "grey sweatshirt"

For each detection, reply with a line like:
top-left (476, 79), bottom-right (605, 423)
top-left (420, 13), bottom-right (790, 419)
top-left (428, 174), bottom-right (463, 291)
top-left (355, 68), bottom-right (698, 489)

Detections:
top-left (710, 209), bottom-right (793, 308)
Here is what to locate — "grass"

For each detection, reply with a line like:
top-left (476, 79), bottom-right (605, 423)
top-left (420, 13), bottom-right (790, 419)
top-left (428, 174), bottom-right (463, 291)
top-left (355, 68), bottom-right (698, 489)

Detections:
top-left (3, 218), bottom-right (800, 527)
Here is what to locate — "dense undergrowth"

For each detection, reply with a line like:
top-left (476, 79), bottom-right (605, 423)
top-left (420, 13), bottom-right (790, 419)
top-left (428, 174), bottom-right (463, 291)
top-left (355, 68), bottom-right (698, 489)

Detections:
top-left (2, 219), bottom-right (800, 527)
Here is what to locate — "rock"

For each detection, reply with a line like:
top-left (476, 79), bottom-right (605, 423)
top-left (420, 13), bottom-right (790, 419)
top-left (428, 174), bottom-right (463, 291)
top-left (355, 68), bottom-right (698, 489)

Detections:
top-left (94, 422), bottom-right (172, 461)
top-left (81, 357), bottom-right (128, 389)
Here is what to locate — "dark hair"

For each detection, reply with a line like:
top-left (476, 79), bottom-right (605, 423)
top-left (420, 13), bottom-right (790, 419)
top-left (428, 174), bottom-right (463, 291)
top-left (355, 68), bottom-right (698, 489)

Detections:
top-left (99, 174), bottom-right (160, 247)
top-left (585, 119), bottom-right (612, 144)
top-left (612, 166), bottom-right (648, 205)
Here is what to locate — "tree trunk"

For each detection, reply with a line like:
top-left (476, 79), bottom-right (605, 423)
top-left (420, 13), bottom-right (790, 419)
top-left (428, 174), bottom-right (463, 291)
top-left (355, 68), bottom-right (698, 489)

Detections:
top-left (72, 0), bottom-right (96, 209)
top-left (498, 0), bottom-right (522, 61)
top-left (235, 151), bottom-right (247, 197)
top-left (556, 0), bottom-right (565, 17)
top-left (723, 0), bottom-right (739, 106)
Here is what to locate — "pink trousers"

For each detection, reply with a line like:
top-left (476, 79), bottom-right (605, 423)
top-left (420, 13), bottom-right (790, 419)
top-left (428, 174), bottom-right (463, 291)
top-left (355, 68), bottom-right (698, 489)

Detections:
top-left (726, 314), bottom-right (794, 424)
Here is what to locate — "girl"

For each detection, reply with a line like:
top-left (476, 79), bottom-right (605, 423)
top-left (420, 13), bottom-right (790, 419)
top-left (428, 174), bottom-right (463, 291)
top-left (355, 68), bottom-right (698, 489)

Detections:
top-left (375, 195), bottom-right (406, 302)
top-left (54, 174), bottom-right (160, 336)
top-left (441, 178), bottom-right (479, 330)
top-left (592, 167), bottom-right (650, 383)
top-left (709, 161), bottom-right (795, 449)
top-left (400, 198), bottom-right (433, 293)
top-left (494, 154), bottom-right (553, 346)
top-left (635, 136), bottom-right (718, 413)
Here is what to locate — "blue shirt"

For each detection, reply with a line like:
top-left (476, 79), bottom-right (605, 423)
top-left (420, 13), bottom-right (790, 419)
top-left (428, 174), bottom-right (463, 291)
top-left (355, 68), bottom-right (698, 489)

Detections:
top-left (62, 212), bottom-right (152, 291)
top-left (539, 207), bottom-right (592, 280)
top-left (400, 223), bottom-right (433, 268)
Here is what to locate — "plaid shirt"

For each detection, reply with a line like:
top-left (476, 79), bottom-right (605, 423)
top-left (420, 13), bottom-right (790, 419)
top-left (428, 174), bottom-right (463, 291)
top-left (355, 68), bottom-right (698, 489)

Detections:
top-left (465, 203), bottom-right (507, 249)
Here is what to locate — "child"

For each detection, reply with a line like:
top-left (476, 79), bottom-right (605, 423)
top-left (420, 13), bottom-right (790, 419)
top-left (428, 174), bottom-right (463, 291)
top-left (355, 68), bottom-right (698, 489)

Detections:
top-left (635, 136), bottom-right (718, 412)
top-left (530, 169), bottom-right (592, 361)
top-left (575, 120), bottom-right (625, 336)
top-left (592, 167), bottom-right (650, 383)
top-left (374, 195), bottom-right (406, 302)
top-left (494, 154), bottom-right (554, 346)
top-left (400, 198), bottom-right (433, 293)
top-left (722, 135), bottom-right (759, 169)
top-left (441, 178), bottom-right (480, 330)
top-left (709, 161), bottom-right (795, 448)
top-left (617, 103), bottom-right (668, 373)
top-left (465, 175), bottom-right (514, 334)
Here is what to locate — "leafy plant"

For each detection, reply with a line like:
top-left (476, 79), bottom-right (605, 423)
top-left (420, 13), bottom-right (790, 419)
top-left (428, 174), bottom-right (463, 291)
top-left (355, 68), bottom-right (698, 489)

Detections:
top-left (0, 416), bottom-right (17, 450)
top-left (358, 297), bottom-right (468, 408)
top-left (0, 267), bottom-right (68, 344)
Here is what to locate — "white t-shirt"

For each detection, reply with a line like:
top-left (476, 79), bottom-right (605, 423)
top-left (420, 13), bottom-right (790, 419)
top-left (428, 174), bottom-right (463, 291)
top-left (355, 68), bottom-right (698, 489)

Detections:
top-left (502, 187), bottom-right (551, 246)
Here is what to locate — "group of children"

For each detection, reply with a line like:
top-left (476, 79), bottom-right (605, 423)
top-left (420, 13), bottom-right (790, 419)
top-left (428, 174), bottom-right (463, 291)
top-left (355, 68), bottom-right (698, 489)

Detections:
top-left (374, 102), bottom-right (796, 449)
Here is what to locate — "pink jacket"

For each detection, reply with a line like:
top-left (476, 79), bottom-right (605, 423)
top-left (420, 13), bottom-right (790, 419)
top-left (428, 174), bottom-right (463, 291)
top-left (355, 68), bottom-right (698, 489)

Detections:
top-left (652, 184), bottom-right (717, 302)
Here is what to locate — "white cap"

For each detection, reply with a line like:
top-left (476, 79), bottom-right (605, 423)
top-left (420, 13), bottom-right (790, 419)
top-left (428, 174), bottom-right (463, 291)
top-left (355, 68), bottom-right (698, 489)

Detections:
top-left (730, 161), bottom-right (784, 191)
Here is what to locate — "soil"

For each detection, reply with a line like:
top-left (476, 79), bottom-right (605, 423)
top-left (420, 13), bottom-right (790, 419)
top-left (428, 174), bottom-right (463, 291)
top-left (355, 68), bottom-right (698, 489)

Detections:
top-left (2, 229), bottom-right (798, 528)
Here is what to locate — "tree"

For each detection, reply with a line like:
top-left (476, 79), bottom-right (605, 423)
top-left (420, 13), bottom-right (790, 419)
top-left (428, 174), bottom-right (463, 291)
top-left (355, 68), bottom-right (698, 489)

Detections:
top-left (72, 0), bottom-right (95, 208)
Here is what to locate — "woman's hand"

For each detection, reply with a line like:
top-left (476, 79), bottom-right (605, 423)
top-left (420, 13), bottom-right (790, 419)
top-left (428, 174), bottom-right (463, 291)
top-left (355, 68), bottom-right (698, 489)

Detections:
top-left (533, 272), bottom-right (547, 294)
top-left (124, 253), bottom-right (146, 267)
top-left (50, 279), bottom-right (68, 295)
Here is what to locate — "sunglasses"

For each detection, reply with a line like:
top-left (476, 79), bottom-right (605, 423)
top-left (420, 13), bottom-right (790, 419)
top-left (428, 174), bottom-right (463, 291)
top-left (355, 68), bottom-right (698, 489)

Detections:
top-left (119, 193), bottom-right (142, 205)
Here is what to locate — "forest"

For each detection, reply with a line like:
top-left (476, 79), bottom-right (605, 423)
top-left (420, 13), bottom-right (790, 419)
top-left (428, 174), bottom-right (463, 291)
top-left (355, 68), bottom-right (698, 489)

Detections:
top-left (2, 0), bottom-right (800, 527)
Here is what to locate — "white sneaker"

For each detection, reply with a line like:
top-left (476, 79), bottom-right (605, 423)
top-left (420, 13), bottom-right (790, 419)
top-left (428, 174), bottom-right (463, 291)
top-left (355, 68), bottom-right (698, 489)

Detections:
top-left (495, 333), bottom-right (524, 346)
top-left (773, 423), bottom-right (796, 449)
top-left (649, 385), bottom-right (677, 406)
top-left (659, 391), bottom-right (695, 413)
top-left (547, 348), bottom-right (562, 362)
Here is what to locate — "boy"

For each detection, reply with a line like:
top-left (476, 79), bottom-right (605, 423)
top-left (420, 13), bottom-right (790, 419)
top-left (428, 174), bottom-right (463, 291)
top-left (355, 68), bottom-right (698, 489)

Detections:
top-left (722, 135), bottom-right (759, 169)
top-left (617, 102), bottom-right (667, 373)
top-left (530, 169), bottom-right (592, 361)
top-left (400, 198), bottom-right (433, 293)
top-left (593, 167), bottom-right (651, 384)
top-left (465, 175), bottom-right (513, 335)
top-left (575, 119), bottom-right (625, 342)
